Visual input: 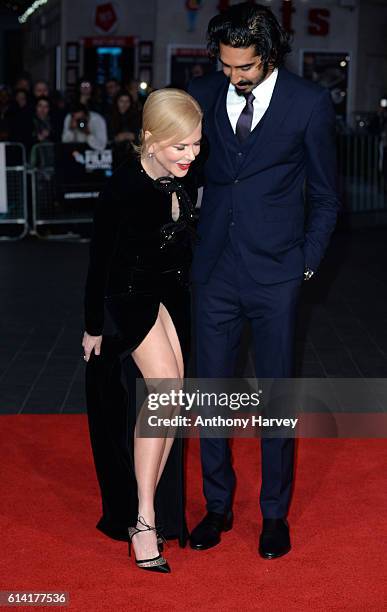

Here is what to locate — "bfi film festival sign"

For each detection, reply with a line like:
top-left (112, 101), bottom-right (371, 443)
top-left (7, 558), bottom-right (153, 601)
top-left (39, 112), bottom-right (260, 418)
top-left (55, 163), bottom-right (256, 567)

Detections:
top-left (73, 149), bottom-right (113, 171)
top-left (85, 149), bottom-right (112, 171)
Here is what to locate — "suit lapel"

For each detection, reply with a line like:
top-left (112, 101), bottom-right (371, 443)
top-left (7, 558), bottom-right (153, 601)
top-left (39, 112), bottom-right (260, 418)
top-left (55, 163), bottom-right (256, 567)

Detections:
top-left (212, 76), bottom-right (235, 175)
top-left (206, 68), bottom-right (297, 176)
top-left (242, 68), bottom-right (297, 169)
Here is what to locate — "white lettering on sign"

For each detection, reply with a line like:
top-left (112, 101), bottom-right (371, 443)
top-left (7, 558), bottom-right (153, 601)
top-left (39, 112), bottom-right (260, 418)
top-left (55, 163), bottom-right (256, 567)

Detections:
top-left (85, 149), bottom-right (113, 171)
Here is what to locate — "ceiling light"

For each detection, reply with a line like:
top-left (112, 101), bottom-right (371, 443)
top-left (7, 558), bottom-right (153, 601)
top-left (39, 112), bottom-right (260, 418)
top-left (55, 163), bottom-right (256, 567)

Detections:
top-left (18, 0), bottom-right (48, 24)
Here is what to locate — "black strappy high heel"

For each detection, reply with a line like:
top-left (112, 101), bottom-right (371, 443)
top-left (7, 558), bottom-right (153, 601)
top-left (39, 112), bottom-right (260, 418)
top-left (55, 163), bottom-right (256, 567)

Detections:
top-left (128, 516), bottom-right (171, 573)
top-left (157, 529), bottom-right (166, 553)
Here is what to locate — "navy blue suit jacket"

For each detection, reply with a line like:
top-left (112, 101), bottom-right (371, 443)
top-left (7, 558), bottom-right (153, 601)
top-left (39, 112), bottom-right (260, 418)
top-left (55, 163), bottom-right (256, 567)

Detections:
top-left (188, 67), bottom-right (340, 284)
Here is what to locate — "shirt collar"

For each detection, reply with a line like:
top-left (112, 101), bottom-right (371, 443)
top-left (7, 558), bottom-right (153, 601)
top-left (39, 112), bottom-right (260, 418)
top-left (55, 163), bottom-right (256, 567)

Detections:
top-left (228, 67), bottom-right (278, 102)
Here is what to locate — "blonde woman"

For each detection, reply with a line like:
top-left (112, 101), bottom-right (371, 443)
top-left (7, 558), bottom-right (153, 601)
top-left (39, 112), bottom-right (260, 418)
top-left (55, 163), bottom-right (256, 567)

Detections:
top-left (82, 89), bottom-right (203, 573)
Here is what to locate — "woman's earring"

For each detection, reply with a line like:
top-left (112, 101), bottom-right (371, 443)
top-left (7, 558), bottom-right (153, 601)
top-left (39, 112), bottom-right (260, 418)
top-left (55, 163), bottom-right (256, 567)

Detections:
top-left (147, 152), bottom-right (154, 159)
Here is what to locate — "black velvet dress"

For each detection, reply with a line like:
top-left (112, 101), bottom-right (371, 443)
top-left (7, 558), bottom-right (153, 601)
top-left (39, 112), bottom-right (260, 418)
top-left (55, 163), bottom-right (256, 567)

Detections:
top-left (84, 157), bottom-right (199, 545)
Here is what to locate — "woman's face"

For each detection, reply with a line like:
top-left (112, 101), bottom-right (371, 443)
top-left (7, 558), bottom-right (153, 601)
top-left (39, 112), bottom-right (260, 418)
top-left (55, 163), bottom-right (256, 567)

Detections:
top-left (148, 122), bottom-right (202, 178)
top-left (79, 81), bottom-right (92, 97)
top-left (36, 100), bottom-right (50, 119)
top-left (16, 91), bottom-right (27, 108)
top-left (117, 95), bottom-right (131, 114)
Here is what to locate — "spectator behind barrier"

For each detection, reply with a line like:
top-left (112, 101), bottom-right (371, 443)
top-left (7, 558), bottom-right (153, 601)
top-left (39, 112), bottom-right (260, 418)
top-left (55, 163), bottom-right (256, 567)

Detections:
top-left (62, 103), bottom-right (107, 150)
top-left (11, 89), bottom-right (29, 113)
top-left (10, 89), bottom-right (34, 152)
top-left (103, 78), bottom-right (121, 116)
top-left (33, 80), bottom-right (50, 101)
top-left (32, 96), bottom-right (56, 145)
top-left (108, 90), bottom-right (141, 168)
top-left (108, 90), bottom-right (141, 145)
top-left (125, 78), bottom-right (144, 113)
top-left (14, 72), bottom-right (32, 95)
top-left (75, 77), bottom-right (103, 114)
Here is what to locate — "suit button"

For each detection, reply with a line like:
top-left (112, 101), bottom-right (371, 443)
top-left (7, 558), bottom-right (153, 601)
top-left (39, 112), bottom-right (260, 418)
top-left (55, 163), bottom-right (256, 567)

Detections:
top-left (234, 179), bottom-right (239, 184)
top-left (237, 152), bottom-right (243, 157)
top-left (230, 221), bottom-right (235, 227)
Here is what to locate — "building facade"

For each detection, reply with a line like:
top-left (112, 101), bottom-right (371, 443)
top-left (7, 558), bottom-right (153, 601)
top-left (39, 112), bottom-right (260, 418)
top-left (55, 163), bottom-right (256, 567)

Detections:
top-left (16, 0), bottom-right (387, 121)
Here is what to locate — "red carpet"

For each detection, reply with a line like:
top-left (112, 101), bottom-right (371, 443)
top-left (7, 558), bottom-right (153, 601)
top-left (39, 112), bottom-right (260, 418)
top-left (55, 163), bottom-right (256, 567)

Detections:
top-left (0, 415), bottom-right (386, 611)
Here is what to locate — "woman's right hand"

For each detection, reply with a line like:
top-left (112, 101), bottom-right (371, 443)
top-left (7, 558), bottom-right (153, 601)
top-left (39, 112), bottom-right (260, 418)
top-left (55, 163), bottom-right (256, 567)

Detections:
top-left (82, 332), bottom-right (102, 362)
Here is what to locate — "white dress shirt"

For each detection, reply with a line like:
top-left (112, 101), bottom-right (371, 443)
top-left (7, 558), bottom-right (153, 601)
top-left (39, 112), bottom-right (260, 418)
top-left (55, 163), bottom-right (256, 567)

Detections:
top-left (226, 68), bottom-right (278, 133)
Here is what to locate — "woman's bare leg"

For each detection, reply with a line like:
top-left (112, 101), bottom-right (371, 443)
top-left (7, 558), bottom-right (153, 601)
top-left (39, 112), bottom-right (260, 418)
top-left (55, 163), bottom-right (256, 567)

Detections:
top-left (130, 306), bottom-right (183, 560)
top-left (155, 303), bottom-right (184, 486)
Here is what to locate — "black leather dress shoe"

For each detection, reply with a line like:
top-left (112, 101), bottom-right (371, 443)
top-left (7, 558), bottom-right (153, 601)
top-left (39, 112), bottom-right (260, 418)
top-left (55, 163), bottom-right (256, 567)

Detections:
top-left (259, 518), bottom-right (291, 559)
top-left (189, 511), bottom-right (233, 550)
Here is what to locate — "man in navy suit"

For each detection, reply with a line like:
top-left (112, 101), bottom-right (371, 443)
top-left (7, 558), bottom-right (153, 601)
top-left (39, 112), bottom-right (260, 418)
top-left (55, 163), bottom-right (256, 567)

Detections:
top-left (188, 3), bottom-right (339, 558)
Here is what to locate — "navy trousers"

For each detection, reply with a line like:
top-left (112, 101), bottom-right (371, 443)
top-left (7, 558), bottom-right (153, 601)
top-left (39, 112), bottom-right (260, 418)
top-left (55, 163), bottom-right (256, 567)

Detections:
top-left (193, 237), bottom-right (303, 518)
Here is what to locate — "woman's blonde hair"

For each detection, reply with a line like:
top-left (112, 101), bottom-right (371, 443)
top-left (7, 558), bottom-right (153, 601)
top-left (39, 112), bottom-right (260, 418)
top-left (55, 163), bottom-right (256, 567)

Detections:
top-left (138, 88), bottom-right (202, 157)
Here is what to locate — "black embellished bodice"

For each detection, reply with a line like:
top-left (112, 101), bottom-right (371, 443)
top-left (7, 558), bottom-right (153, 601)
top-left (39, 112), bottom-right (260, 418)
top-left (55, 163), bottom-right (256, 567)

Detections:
top-left (84, 158), bottom-right (199, 336)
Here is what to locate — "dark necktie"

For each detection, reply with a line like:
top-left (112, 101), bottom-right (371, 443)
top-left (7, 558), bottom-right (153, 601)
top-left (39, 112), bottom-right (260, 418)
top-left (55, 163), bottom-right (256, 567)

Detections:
top-left (235, 91), bottom-right (255, 143)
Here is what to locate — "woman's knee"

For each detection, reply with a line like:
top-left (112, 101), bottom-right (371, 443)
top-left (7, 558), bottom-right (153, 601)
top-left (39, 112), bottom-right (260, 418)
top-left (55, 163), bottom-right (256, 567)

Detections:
top-left (148, 364), bottom-right (182, 381)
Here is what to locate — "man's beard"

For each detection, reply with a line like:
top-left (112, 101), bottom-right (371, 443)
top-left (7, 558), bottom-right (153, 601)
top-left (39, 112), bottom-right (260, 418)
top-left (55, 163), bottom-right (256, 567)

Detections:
top-left (234, 65), bottom-right (270, 96)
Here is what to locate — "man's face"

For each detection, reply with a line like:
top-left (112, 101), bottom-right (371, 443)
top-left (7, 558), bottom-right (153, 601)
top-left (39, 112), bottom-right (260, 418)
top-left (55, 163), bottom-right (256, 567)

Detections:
top-left (80, 81), bottom-right (92, 96)
top-left (34, 82), bottom-right (49, 98)
top-left (16, 79), bottom-right (30, 92)
top-left (219, 43), bottom-right (270, 95)
top-left (73, 111), bottom-right (87, 123)
top-left (106, 80), bottom-right (120, 98)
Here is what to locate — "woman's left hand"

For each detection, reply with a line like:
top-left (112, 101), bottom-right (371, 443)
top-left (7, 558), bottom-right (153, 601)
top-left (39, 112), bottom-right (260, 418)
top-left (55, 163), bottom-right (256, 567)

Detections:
top-left (82, 331), bottom-right (102, 362)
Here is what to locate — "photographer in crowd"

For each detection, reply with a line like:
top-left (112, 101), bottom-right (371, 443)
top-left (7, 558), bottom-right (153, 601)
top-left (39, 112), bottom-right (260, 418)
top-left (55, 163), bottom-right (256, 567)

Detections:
top-left (62, 103), bottom-right (107, 150)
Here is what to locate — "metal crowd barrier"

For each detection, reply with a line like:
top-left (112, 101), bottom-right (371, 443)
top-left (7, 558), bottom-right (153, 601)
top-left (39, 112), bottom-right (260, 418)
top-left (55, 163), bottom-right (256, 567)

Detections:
top-left (0, 142), bottom-right (28, 240)
top-left (337, 134), bottom-right (386, 213)
top-left (30, 142), bottom-right (112, 240)
top-left (23, 135), bottom-right (387, 241)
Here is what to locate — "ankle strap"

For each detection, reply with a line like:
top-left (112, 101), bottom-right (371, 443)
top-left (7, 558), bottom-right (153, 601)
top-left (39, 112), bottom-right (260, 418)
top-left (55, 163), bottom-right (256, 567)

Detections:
top-left (137, 515), bottom-right (156, 532)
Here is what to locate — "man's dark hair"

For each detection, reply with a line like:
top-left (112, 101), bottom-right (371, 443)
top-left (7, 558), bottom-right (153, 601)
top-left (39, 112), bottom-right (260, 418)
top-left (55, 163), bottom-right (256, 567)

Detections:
top-left (207, 2), bottom-right (291, 69)
top-left (70, 102), bottom-right (89, 115)
top-left (35, 96), bottom-right (50, 107)
top-left (14, 71), bottom-right (31, 87)
top-left (33, 79), bottom-right (50, 90)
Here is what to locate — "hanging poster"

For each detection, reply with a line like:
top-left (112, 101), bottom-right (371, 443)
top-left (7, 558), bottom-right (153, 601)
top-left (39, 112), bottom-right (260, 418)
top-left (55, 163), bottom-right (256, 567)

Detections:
top-left (185, 0), bottom-right (203, 32)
